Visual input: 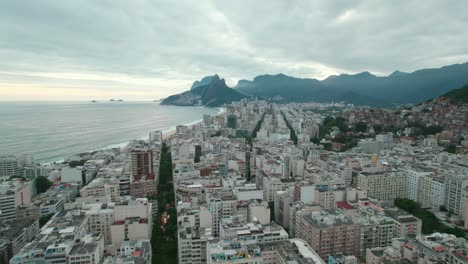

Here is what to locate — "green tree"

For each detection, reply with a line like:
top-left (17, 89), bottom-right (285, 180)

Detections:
top-left (39, 214), bottom-right (54, 227)
top-left (445, 145), bottom-right (457, 154)
top-left (394, 198), bottom-right (466, 238)
top-left (321, 142), bottom-right (332, 151)
top-left (373, 125), bottom-right (383, 133)
top-left (36, 176), bottom-right (53, 194)
top-left (281, 111), bottom-right (298, 145)
top-left (311, 137), bottom-right (320, 144)
top-left (152, 144), bottom-right (178, 264)
top-left (355, 121), bottom-right (367, 133)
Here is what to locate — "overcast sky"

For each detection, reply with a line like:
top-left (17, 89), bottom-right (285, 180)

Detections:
top-left (1, 0), bottom-right (467, 101)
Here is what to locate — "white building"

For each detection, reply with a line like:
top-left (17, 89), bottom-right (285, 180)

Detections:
top-left (178, 226), bottom-right (211, 264)
top-left (376, 133), bottom-right (394, 149)
top-left (68, 234), bottom-right (104, 264)
top-left (61, 166), bottom-right (83, 183)
top-left (110, 217), bottom-right (150, 249)
top-left (406, 169), bottom-right (432, 202)
top-left (248, 201), bottom-right (270, 225)
top-left (235, 185), bottom-right (264, 202)
top-left (0, 155), bottom-right (19, 179)
top-left (0, 181), bottom-right (32, 222)
top-left (263, 177), bottom-right (283, 202)
top-left (444, 173), bottom-right (468, 217)
top-left (83, 203), bottom-right (114, 244)
top-left (10, 212), bottom-right (99, 264)
top-left (207, 193), bottom-right (237, 237)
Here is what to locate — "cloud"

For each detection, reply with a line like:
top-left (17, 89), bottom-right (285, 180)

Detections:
top-left (335, 9), bottom-right (358, 24)
top-left (0, 0), bottom-right (467, 100)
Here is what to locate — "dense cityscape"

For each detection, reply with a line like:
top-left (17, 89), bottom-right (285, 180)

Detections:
top-left (1, 94), bottom-right (467, 264)
top-left (2, 0), bottom-right (468, 263)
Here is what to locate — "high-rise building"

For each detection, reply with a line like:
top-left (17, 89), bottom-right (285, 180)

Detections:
top-left (16, 154), bottom-right (33, 170)
top-left (129, 148), bottom-right (156, 198)
top-left (289, 202), bottom-right (321, 238)
top-left (0, 155), bottom-right (19, 179)
top-left (274, 191), bottom-right (293, 229)
top-left (0, 194), bottom-right (15, 223)
top-left (131, 148), bottom-right (154, 181)
top-left (194, 144), bottom-right (201, 163)
top-left (376, 132), bottom-right (394, 149)
top-left (297, 210), bottom-right (361, 259)
top-left (357, 171), bottom-right (407, 202)
top-left (178, 226), bottom-right (210, 264)
top-left (227, 115), bottom-right (237, 129)
top-left (0, 182), bottom-right (31, 222)
top-left (444, 173), bottom-right (468, 217)
top-left (207, 192), bottom-right (237, 237)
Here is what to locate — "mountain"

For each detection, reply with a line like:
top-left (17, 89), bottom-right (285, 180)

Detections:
top-left (235, 73), bottom-right (388, 107)
top-left (442, 84), bottom-right (468, 105)
top-left (191, 75), bottom-right (217, 90)
top-left (161, 74), bottom-right (247, 107)
top-left (389, 70), bottom-right (408, 77)
top-left (235, 62), bottom-right (468, 107)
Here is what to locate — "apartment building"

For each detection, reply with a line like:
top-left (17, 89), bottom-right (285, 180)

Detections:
top-left (417, 174), bottom-right (445, 209)
top-left (67, 234), bottom-right (104, 264)
top-left (80, 177), bottom-right (120, 201)
top-left (0, 181), bottom-right (31, 222)
top-left (178, 226), bottom-right (211, 264)
top-left (263, 176), bottom-right (283, 202)
top-left (219, 216), bottom-right (288, 244)
top-left (83, 203), bottom-right (114, 244)
top-left (111, 217), bottom-right (150, 249)
top-left (274, 191), bottom-right (293, 229)
top-left (385, 208), bottom-right (422, 238)
top-left (0, 219), bottom-right (39, 259)
top-left (10, 212), bottom-right (97, 264)
top-left (0, 155), bottom-right (19, 179)
top-left (444, 173), bottom-right (468, 217)
top-left (357, 171), bottom-right (407, 202)
top-left (130, 148), bottom-right (154, 180)
top-left (207, 192), bottom-right (238, 237)
top-left (366, 233), bottom-right (468, 264)
top-left (297, 209), bottom-right (361, 259)
top-left (289, 202), bottom-right (321, 238)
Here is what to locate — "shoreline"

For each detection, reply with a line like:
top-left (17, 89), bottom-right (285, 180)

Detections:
top-left (40, 107), bottom-right (226, 165)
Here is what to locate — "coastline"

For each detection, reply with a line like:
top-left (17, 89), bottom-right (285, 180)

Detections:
top-left (41, 106), bottom-right (226, 165)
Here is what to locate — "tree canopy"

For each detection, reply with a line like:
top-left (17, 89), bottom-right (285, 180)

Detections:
top-left (394, 198), bottom-right (466, 238)
top-left (36, 176), bottom-right (53, 194)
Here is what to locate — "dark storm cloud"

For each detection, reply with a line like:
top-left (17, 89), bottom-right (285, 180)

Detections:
top-left (0, 0), bottom-right (467, 100)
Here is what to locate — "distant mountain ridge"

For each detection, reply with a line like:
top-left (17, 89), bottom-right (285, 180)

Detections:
top-left (161, 62), bottom-right (468, 107)
top-left (161, 74), bottom-right (247, 107)
top-left (235, 62), bottom-right (468, 107)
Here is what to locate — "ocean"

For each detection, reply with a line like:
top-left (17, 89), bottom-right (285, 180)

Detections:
top-left (0, 101), bottom-right (219, 163)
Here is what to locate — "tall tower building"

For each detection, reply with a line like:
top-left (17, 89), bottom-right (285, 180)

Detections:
top-left (194, 144), bottom-right (202, 163)
top-left (227, 115), bottom-right (237, 129)
top-left (130, 148), bottom-right (154, 181)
